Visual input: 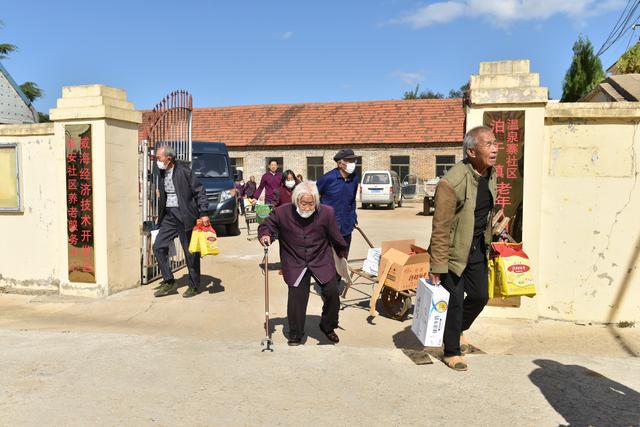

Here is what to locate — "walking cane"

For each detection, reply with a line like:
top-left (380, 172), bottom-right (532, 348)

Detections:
top-left (261, 245), bottom-right (274, 352)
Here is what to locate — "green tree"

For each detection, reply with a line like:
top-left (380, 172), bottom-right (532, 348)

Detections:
top-left (448, 82), bottom-right (470, 98)
top-left (0, 21), bottom-right (17, 60)
top-left (561, 36), bottom-right (605, 102)
top-left (615, 43), bottom-right (640, 74)
top-left (0, 42), bottom-right (16, 60)
top-left (402, 84), bottom-right (444, 100)
top-left (19, 81), bottom-right (43, 102)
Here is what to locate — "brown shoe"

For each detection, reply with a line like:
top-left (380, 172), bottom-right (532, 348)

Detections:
top-left (319, 324), bottom-right (339, 343)
top-left (460, 335), bottom-right (471, 354)
top-left (443, 355), bottom-right (468, 371)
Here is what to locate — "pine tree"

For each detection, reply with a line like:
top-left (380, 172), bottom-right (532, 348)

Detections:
top-left (561, 36), bottom-right (605, 102)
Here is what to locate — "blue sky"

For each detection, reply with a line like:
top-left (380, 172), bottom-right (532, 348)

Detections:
top-left (0, 0), bottom-right (634, 112)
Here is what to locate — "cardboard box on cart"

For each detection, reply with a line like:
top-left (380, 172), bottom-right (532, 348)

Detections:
top-left (369, 239), bottom-right (430, 316)
top-left (379, 239), bottom-right (430, 291)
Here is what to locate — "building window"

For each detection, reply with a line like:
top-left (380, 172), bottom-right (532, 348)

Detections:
top-left (230, 157), bottom-right (244, 172)
top-left (306, 156), bottom-right (324, 181)
top-left (435, 155), bottom-right (456, 177)
top-left (265, 157), bottom-right (283, 173)
top-left (0, 144), bottom-right (21, 212)
top-left (390, 155), bottom-right (410, 181)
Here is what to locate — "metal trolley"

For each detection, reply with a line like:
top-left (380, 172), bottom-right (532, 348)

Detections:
top-left (341, 226), bottom-right (416, 321)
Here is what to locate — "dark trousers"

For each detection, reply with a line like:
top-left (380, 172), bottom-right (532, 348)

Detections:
top-left (343, 233), bottom-right (352, 258)
top-left (441, 257), bottom-right (489, 357)
top-left (152, 208), bottom-right (201, 288)
top-left (238, 197), bottom-right (246, 215)
top-left (287, 270), bottom-right (340, 338)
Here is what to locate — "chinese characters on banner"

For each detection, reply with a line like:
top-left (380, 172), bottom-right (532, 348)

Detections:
top-left (65, 124), bottom-right (96, 283)
top-left (483, 111), bottom-right (525, 242)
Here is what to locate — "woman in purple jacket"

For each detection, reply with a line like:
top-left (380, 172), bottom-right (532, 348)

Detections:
top-left (258, 181), bottom-right (348, 346)
top-left (255, 159), bottom-right (283, 205)
top-left (274, 169), bottom-right (300, 208)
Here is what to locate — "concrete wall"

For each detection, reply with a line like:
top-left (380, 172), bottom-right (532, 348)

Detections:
top-left (0, 124), bottom-right (63, 293)
top-left (0, 85), bottom-right (142, 297)
top-left (468, 60), bottom-right (640, 323)
top-left (540, 104), bottom-right (640, 323)
top-left (229, 144), bottom-right (461, 182)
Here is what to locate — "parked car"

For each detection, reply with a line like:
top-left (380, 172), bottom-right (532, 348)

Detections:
top-left (360, 170), bottom-right (402, 209)
top-left (191, 141), bottom-right (241, 235)
top-left (400, 174), bottom-right (425, 200)
top-left (422, 176), bottom-right (440, 215)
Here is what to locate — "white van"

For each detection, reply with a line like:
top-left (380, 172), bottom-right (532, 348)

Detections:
top-left (360, 170), bottom-right (402, 209)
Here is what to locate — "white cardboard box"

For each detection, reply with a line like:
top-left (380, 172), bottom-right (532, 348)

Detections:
top-left (411, 278), bottom-right (450, 347)
top-left (362, 248), bottom-right (381, 276)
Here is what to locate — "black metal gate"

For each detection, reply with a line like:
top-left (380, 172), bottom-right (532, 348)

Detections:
top-left (139, 90), bottom-right (193, 285)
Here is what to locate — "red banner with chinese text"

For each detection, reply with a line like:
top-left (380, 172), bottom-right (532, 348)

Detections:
top-left (65, 124), bottom-right (96, 283)
top-left (483, 111), bottom-right (525, 241)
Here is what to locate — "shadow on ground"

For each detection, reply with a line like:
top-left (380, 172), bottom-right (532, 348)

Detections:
top-left (269, 315), bottom-right (337, 346)
top-left (174, 274), bottom-right (225, 294)
top-left (529, 359), bottom-right (640, 427)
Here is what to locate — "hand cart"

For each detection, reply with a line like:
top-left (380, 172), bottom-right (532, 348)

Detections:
top-left (341, 226), bottom-right (417, 321)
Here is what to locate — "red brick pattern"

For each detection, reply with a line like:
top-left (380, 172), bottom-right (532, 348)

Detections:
top-left (140, 99), bottom-right (464, 147)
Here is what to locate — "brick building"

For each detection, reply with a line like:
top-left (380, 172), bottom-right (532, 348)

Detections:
top-left (189, 98), bottom-right (465, 182)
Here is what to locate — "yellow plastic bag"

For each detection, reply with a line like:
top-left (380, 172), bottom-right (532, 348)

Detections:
top-left (198, 225), bottom-right (219, 257)
top-left (188, 229), bottom-right (201, 254)
top-left (487, 257), bottom-right (499, 299)
top-left (491, 242), bottom-right (536, 298)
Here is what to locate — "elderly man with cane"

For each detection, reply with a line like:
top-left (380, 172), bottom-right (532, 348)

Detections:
top-left (258, 181), bottom-right (349, 346)
top-left (428, 126), bottom-right (501, 371)
top-left (153, 144), bottom-right (210, 298)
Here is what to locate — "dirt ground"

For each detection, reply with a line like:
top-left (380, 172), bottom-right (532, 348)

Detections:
top-left (1, 204), bottom-right (638, 426)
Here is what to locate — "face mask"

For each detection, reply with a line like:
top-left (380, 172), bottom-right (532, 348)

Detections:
top-left (285, 180), bottom-right (296, 189)
top-left (296, 207), bottom-right (314, 218)
top-left (157, 159), bottom-right (167, 170)
top-left (345, 162), bottom-right (356, 174)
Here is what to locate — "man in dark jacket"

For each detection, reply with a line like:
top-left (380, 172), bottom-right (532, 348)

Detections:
top-left (428, 126), bottom-right (499, 371)
top-left (153, 145), bottom-right (210, 298)
top-left (316, 149), bottom-right (359, 257)
top-left (258, 181), bottom-right (349, 346)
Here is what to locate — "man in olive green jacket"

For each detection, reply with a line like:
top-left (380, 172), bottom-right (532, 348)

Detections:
top-left (428, 126), bottom-right (499, 371)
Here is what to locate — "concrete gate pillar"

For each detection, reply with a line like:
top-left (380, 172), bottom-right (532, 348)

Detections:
top-left (466, 60), bottom-right (548, 319)
top-left (50, 85), bottom-right (142, 297)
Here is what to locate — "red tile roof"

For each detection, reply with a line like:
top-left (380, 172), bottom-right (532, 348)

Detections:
top-left (141, 98), bottom-right (464, 147)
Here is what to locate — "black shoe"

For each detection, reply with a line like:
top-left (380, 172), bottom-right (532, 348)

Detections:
top-left (287, 336), bottom-right (303, 346)
top-left (153, 280), bottom-right (176, 297)
top-left (319, 324), bottom-right (340, 343)
top-left (182, 286), bottom-right (199, 298)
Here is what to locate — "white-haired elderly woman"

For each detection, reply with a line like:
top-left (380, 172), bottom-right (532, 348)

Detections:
top-left (258, 181), bottom-right (349, 346)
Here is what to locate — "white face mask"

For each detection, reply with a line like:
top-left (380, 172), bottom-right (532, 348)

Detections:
top-left (157, 159), bottom-right (167, 170)
top-left (285, 180), bottom-right (296, 189)
top-left (345, 162), bottom-right (356, 174)
top-left (296, 207), bottom-right (315, 218)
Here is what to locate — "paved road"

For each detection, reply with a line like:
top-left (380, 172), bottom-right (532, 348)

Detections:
top-left (1, 205), bottom-right (639, 426)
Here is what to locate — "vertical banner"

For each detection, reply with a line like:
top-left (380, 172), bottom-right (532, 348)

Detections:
top-left (483, 111), bottom-right (525, 242)
top-left (65, 124), bottom-right (96, 283)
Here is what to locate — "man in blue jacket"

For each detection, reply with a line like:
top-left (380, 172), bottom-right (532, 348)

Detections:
top-left (316, 149), bottom-right (359, 257)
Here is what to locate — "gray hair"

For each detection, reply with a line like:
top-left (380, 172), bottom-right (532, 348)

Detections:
top-left (462, 126), bottom-right (493, 159)
top-left (292, 181), bottom-right (320, 208)
top-left (157, 144), bottom-right (176, 161)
